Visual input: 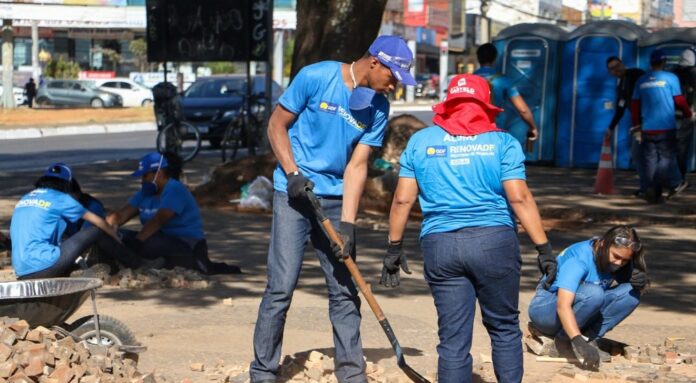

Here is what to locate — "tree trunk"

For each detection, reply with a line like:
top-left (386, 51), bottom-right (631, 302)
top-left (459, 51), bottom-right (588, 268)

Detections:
top-left (290, 0), bottom-right (387, 81)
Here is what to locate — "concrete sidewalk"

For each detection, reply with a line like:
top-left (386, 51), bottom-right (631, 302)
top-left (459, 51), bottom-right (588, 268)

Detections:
top-left (0, 121), bottom-right (156, 140)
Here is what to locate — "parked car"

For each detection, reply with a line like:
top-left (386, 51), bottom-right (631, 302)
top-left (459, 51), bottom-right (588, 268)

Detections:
top-left (0, 86), bottom-right (28, 106)
top-left (36, 80), bottom-right (122, 108)
top-left (415, 73), bottom-right (439, 99)
top-left (93, 78), bottom-right (153, 107)
top-left (179, 75), bottom-right (283, 147)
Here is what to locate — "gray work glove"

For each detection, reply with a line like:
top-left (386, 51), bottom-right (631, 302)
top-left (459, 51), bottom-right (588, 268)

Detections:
top-left (286, 172), bottom-right (314, 201)
top-left (536, 242), bottom-right (557, 289)
top-left (629, 268), bottom-right (648, 290)
top-left (380, 241), bottom-right (411, 288)
top-left (332, 221), bottom-right (355, 262)
top-left (571, 336), bottom-right (600, 370)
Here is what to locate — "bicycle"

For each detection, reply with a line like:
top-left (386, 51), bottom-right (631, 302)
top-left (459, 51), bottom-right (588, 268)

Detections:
top-left (152, 83), bottom-right (201, 162)
top-left (220, 92), bottom-right (267, 163)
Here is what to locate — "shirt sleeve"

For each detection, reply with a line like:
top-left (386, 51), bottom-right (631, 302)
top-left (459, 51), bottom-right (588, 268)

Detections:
top-left (359, 95), bottom-right (389, 147)
top-left (556, 257), bottom-right (589, 294)
top-left (159, 182), bottom-right (186, 215)
top-left (278, 66), bottom-right (314, 115)
top-left (501, 77), bottom-right (520, 98)
top-left (500, 136), bottom-right (526, 181)
top-left (398, 135), bottom-right (417, 179)
top-left (669, 73), bottom-right (682, 97)
top-left (128, 190), bottom-right (143, 209)
top-left (59, 194), bottom-right (87, 223)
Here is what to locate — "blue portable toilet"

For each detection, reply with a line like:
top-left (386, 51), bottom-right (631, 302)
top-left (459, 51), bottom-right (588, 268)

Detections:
top-left (638, 28), bottom-right (696, 70)
top-left (556, 21), bottom-right (647, 169)
top-left (493, 23), bottom-right (568, 163)
top-left (639, 28), bottom-right (696, 173)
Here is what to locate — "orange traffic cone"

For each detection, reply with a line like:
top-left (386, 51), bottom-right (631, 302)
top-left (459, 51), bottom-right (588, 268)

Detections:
top-left (594, 136), bottom-right (618, 195)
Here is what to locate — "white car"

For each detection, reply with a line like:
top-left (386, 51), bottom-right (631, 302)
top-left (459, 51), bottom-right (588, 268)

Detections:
top-left (0, 86), bottom-right (28, 106)
top-left (94, 78), bottom-right (153, 107)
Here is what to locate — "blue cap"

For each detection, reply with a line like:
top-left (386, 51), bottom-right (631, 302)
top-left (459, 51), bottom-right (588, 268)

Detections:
top-left (132, 152), bottom-right (168, 177)
top-left (44, 163), bottom-right (72, 182)
top-left (650, 49), bottom-right (667, 65)
top-left (368, 35), bottom-right (416, 86)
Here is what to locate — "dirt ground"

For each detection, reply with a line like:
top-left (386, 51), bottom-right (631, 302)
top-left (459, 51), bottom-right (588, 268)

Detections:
top-left (1, 154), bottom-right (696, 382)
top-left (0, 107), bottom-right (155, 128)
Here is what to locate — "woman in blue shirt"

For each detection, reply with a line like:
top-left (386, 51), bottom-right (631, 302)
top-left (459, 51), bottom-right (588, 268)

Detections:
top-left (382, 74), bottom-right (553, 383)
top-left (528, 225), bottom-right (648, 369)
top-left (10, 163), bottom-right (126, 279)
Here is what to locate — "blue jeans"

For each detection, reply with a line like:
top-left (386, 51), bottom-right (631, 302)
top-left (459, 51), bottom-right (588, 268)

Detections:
top-left (631, 134), bottom-right (647, 192)
top-left (250, 192), bottom-right (365, 383)
top-left (642, 130), bottom-right (677, 197)
top-left (528, 282), bottom-right (640, 340)
top-left (420, 226), bottom-right (522, 383)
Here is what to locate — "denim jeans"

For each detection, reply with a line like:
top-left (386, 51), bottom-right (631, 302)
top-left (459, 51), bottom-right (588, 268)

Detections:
top-left (671, 119), bottom-right (695, 185)
top-left (642, 130), bottom-right (677, 197)
top-left (528, 282), bottom-right (640, 340)
top-left (420, 226), bottom-right (522, 383)
top-left (250, 192), bottom-right (365, 383)
top-left (631, 134), bottom-right (647, 192)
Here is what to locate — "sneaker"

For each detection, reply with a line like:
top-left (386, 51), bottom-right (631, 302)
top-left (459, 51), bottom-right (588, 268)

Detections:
top-left (589, 339), bottom-right (612, 362)
top-left (667, 180), bottom-right (689, 199)
top-left (633, 189), bottom-right (645, 198)
top-left (136, 257), bottom-right (165, 271)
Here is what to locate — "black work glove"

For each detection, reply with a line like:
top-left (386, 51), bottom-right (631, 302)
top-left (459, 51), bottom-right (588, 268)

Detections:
top-left (286, 172), bottom-right (314, 201)
top-left (333, 221), bottom-right (355, 262)
top-left (629, 268), bottom-right (648, 290)
top-left (122, 236), bottom-right (144, 255)
top-left (380, 241), bottom-right (412, 288)
top-left (536, 242), bottom-right (557, 289)
top-left (571, 335), bottom-right (600, 370)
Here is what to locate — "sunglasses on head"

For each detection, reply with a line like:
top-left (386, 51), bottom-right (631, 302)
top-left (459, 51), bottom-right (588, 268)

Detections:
top-left (614, 236), bottom-right (641, 252)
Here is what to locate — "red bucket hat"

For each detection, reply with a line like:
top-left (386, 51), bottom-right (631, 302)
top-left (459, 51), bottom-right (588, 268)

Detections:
top-left (432, 74), bottom-right (503, 136)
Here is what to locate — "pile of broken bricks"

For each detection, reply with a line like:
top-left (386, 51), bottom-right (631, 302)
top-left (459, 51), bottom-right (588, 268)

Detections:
top-left (185, 350), bottom-right (436, 383)
top-left (0, 318), bottom-right (164, 383)
top-left (74, 265), bottom-right (214, 290)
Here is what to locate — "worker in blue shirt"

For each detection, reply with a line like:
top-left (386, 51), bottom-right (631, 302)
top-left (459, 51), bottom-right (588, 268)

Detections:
top-left (10, 163), bottom-right (131, 279)
top-left (474, 43), bottom-right (538, 146)
top-left (528, 226), bottom-right (648, 370)
top-left (107, 152), bottom-right (238, 275)
top-left (631, 49), bottom-right (693, 204)
top-left (381, 74), bottom-right (555, 383)
top-left (250, 35), bottom-right (416, 383)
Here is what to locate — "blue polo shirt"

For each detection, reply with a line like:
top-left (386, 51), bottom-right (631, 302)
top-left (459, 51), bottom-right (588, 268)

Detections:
top-left (128, 179), bottom-right (204, 240)
top-left (273, 61), bottom-right (390, 197)
top-left (10, 188), bottom-right (87, 276)
top-left (550, 239), bottom-right (614, 294)
top-left (473, 66), bottom-right (520, 129)
top-left (632, 70), bottom-right (682, 132)
top-left (64, 196), bottom-right (105, 238)
top-left (399, 127), bottom-right (526, 238)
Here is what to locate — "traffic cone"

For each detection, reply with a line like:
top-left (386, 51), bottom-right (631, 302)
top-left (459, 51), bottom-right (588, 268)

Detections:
top-left (594, 135), bottom-right (618, 195)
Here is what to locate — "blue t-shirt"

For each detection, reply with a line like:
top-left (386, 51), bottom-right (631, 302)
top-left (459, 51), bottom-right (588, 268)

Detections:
top-left (273, 61), bottom-right (390, 197)
top-left (550, 239), bottom-right (614, 294)
top-left (473, 66), bottom-right (520, 129)
top-left (399, 127), bottom-right (526, 238)
top-left (10, 188), bottom-right (87, 276)
top-left (64, 196), bottom-right (105, 238)
top-left (632, 70), bottom-right (682, 131)
top-left (128, 179), bottom-right (204, 240)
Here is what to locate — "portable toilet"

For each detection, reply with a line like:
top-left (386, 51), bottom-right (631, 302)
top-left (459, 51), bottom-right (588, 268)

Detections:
top-left (493, 23), bottom-right (568, 163)
top-left (638, 28), bottom-right (696, 70)
top-left (556, 21), bottom-right (647, 169)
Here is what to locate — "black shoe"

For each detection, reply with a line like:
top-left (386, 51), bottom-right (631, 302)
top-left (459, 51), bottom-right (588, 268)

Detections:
top-left (136, 257), bottom-right (165, 271)
top-left (667, 180), bottom-right (689, 199)
top-left (633, 189), bottom-right (645, 198)
top-left (589, 339), bottom-right (612, 362)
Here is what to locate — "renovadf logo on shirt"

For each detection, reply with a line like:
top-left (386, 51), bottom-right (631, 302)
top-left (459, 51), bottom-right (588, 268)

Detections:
top-left (426, 146), bottom-right (447, 157)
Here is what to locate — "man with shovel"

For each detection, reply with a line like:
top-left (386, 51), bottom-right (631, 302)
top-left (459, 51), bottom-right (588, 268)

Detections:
top-left (249, 35), bottom-right (416, 383)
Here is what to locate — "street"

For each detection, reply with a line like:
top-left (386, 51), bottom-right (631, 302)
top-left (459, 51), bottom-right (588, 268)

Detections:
top-left (0, 109), bottom-right (435, 172)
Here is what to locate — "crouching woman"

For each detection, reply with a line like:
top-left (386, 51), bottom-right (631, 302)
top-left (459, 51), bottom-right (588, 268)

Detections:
top-left (528, 225), bottom-right (648, 369)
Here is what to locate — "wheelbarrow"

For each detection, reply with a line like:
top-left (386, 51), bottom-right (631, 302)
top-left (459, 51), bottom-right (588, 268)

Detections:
top-left (0, 277), bottom-right (145, 357)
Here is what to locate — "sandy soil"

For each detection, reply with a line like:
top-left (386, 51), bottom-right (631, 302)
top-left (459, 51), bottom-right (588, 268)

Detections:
top-left (1, 155), bottom-right (695, 383)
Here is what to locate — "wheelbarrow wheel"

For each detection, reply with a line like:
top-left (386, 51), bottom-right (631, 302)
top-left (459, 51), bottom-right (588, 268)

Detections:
top-left (69, 315), bottom-right (138, 347)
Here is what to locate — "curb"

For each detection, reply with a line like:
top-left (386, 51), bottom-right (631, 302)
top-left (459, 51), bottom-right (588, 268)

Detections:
top-left (0, 122), bottom-right (157, 140)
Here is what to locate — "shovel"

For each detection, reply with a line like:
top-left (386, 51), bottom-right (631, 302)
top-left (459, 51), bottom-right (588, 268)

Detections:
top-left (306, 189), bottom-right (430, 383)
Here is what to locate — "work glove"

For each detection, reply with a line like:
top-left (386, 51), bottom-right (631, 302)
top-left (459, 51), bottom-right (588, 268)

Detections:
top-left (380, 241), bottom-right (412, 288)
top-left (536, 242), bottom-right (557, 289)
top-left (333, 221), bottom-right (355, 262)
top-left (286, 171), bottom-right (314, 201)
top-left (629, 268), bottom-right (648, 291)
top-left (571, 335), bottom-right (601, 370)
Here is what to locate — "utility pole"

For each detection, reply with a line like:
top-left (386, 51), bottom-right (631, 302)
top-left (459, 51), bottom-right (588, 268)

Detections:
top-left (2, 19), bottom-right (16, 109)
